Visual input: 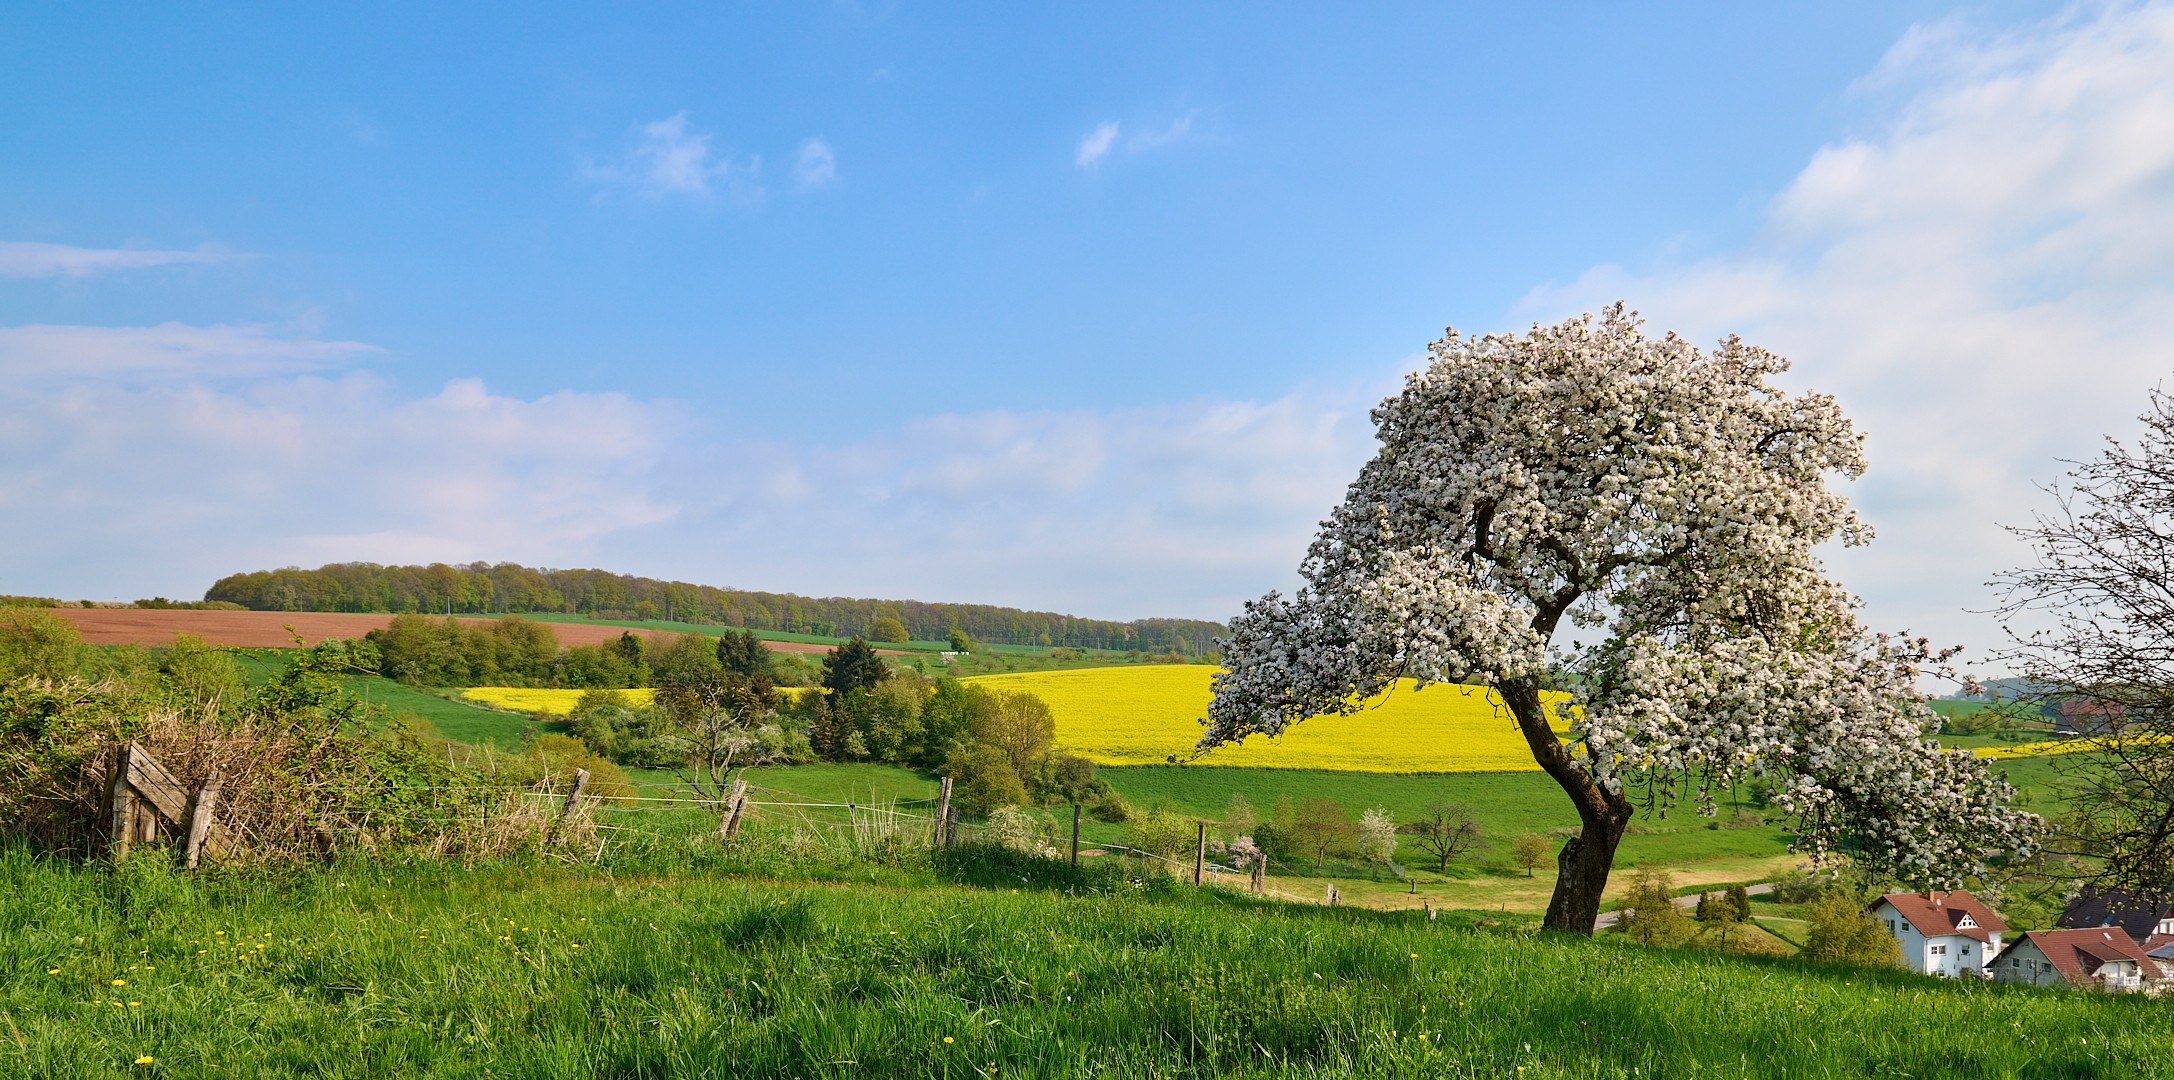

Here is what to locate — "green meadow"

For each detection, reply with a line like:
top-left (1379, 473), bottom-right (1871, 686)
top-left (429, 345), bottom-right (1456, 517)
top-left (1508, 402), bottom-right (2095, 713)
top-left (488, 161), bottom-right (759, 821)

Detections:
top-left (5, 838), bottom-right (2168, 1080)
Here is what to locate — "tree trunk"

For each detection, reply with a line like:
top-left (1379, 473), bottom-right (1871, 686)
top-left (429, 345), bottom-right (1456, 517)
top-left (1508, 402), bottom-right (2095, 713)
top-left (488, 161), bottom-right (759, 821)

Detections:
top-left (1499, 680), bottom-right (1633, 934)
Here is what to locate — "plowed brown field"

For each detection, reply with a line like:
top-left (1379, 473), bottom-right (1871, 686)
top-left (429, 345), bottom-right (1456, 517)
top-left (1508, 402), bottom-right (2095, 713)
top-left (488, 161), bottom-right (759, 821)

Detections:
top-left (45, 609), bottom-right (902, 654)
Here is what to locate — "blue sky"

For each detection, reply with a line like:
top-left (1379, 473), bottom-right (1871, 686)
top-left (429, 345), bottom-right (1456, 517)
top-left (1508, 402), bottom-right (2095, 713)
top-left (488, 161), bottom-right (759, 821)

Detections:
top-left (8, 2), bottom-right (2173, 673)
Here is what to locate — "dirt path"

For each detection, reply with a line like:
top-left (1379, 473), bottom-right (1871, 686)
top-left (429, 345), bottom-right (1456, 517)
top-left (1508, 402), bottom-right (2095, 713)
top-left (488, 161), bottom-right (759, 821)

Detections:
top-left (45, 608), bottom-right (905, 654)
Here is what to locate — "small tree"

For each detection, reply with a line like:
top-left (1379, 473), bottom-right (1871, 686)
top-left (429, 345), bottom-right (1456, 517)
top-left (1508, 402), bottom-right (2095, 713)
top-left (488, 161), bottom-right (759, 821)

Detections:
top-left (867, 616), bottom-right (910, 644)
top-left (1357, 806), bottom-right (1399, 878)
top-left (947, 628), bottom-right (973, 652)
top-left (715, 628), bottom-right (773, 678)
top-left (1292, 797), bottom-right (1353, 870)
top-left (1994, 385), bottom-right (2174, 895)
top-left (821, 637), bottom-right (889, 695)
top-left (1801, 894), bottom-right (1903, 968)
top-left (1224, 792), bottom-right (1258, 838)
top-left (1409, 801), bottom-right (1484, 872)
top-left (655, 670), bottom-right (782, 802)
top-left (1201, 306), bottom-right (2039, 933)
top-left (1126, 806), bottom-right (1196, 868)
top-left (1512, 833), bottom-right (1552, 877)
top-left (1623, 867), bottom-right (1693, 946)
top-left (1724, 883), bottom-right (1754, 923)
top-left (1695, 890), bottom-right (1744, 949)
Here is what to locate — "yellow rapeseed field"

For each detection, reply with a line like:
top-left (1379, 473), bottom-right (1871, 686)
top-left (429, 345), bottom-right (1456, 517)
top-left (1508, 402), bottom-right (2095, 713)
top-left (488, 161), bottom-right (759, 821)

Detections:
top-left (963, 664), bottom-right (1564, 773)
top-left (463, 687), bottom-right (657, 715)
top-left (462, 685), bottom-right (812, 714)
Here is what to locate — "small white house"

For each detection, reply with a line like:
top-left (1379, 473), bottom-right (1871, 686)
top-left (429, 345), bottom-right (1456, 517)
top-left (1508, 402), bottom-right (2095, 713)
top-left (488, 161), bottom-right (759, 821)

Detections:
top-left (1993, 928), bottom-right (2166, 994)
top-left (1869, 891), bottom-right (2007, 978)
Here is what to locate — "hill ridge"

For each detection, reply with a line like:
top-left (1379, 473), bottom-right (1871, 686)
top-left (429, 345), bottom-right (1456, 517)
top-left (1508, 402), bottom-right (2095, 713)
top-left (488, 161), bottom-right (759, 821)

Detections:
top-left (204, 561), bottom-right (1225, 653)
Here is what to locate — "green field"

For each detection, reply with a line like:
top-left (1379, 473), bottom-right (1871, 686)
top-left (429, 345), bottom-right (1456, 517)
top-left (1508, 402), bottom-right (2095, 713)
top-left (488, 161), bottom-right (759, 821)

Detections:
top-left (7, 840), bottom-right (2170, 1079)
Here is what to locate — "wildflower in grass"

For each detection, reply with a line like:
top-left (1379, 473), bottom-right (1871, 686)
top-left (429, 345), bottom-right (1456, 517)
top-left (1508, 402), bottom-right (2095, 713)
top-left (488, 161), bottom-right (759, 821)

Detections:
top-left (135, 1056), bottom-right (153, 1065)
top-left (47, 969), bottom-right (59, 975)
top-left (111, 979), bottom-right (125, 986)
top-left (943, 1037), bottom-right (954, 1044)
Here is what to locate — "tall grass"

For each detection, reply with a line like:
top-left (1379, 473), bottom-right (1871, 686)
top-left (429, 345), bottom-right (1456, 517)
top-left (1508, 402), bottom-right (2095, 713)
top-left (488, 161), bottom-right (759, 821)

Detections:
top-left (2, 833), bottom-right (2168, 1079)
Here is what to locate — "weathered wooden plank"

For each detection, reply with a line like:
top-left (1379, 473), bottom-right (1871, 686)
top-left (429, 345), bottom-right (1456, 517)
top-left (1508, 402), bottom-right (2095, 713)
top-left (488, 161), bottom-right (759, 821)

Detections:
top-left (559, 768), bottom-right (590, 821)
top-left (108, 747), bottom-right (133, 863)
top-left (719, 777), bottom-right (748, 838)
top-left (123, 742), bottom-right (189, 822)
top-left (184, 769), bottom-right (223, 871)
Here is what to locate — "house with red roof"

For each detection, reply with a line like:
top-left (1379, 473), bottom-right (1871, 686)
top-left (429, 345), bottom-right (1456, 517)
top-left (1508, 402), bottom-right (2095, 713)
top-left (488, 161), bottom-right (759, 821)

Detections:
top-left (1868, 891), bottom-right (2007, 978)
top-left (1992, 927), bottom-right (2167, 993)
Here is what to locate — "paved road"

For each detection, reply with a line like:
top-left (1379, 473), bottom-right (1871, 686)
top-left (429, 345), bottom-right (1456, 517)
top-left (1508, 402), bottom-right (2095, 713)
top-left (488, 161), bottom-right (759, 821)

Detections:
top-left (1593, 882), bottom-right (1776, 931)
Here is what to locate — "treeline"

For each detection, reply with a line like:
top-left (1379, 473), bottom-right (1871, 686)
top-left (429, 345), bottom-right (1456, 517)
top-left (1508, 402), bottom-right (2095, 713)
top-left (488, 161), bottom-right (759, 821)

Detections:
top-left (207, 562), bottom-right (1225, 654)
top-left (364, 615), bottom-right (815, 689)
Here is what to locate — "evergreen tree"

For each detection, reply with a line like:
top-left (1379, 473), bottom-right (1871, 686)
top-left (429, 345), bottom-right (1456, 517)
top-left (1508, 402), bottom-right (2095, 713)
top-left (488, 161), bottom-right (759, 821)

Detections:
top-left (821, 637), bottom-right (889, 695)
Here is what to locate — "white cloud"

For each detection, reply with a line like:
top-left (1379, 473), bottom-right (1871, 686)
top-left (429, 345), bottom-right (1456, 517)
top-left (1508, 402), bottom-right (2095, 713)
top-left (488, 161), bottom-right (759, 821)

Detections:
top-left (0, 241), bottom-right (237, 278)
top-left (1075, 111), bottom-right (1199, 170)
top-left (1516, 2), bottom-right (2174, 668)
top-left (1075, 122), bottom-right (1119, 167)
top-left (1127, 110), bottom-right (1196, 153)
top-left (582, 112), bottom-right (760, 200)
top-left (0, 317), bottom-right (1379, 618)
top-left (0, 322), bottom-right (377, 380)
top-left (794, 137), bottom-right (837, 190)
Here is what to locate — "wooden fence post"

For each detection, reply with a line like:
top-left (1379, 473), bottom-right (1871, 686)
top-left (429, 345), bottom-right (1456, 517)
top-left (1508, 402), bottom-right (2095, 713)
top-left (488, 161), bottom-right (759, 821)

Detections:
top-left (1251, 857), bottom-right (1265, 895)
top-left (1070, 803), bottom-right (1081, 867)
top-left (944, 804), bottom-right (959, 849)
top-left (183, 769), bottom-right (223, 871)
top-left (933, 777), bottom-right (952, 848)
top-left (1193, 821), bottom-right (1206, 886)
top-left (1326, 884), bottom-right (1339, 906)
top-left (720, 777), bottom-right (749, 838)
top-left (560, 768), bottom-right (590, 821)
top-left (108, 746), bottom-right (134, 863)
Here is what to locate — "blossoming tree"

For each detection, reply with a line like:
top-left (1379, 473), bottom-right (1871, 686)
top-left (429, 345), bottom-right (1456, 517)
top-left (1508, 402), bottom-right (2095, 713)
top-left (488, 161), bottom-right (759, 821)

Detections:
top-left (1201, 306), bottom-right (2040, 933)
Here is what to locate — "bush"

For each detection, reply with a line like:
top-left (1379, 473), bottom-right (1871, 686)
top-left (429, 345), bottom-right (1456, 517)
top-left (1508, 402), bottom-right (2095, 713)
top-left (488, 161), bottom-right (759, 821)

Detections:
top-left (948, 743), bottom-right (1028, 808)
top-left (1125, 805), bottom-right (1197, 865)
top-left (1621, 866), bottom-right (1694, 946)
top-left (867, 616), bottom-right (910, 644)
top-left (1801, 893), bottom-right (1903, 968)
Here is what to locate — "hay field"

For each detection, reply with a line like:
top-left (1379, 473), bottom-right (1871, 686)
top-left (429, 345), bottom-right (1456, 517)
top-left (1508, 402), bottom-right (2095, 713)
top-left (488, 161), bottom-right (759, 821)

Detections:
top-left (964, 664), bottom-right (1560, 772)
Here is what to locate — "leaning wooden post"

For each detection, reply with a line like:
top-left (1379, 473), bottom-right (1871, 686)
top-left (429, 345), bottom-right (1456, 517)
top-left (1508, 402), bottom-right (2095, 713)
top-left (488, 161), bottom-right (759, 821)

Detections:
top-left (933, 777), bottom-right (953, 847)
top-left (183, 768), bottom-right (223, 871)
top-left (1193, 821), bottom-right (1207, 886)
top-left (721, 773), bottom-right (747, 834)
top-left (944, 804), bottom-right (959, 849)
top-left (108, 745), bottom-right (135, 863)
top-left (1070, 803), bottom-right (1082, 867)
top-left (559, 768), bottom-right (590, 821)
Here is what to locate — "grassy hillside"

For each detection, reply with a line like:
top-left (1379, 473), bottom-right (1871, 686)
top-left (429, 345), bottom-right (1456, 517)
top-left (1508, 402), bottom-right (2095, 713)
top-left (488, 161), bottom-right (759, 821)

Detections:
top-left (7, 842), bottom-right (2168, 1079)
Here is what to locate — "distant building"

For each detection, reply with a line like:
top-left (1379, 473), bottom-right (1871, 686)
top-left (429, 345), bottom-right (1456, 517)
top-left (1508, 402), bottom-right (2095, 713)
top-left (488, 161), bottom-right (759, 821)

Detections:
top-left (1869, 891), bottom-right (2007, 978)
top-left (2045, 698), bottom-right (2124, 737)
top-left (1992, 928), bottom-right (2166, 993)
top-left (2056, 885), bottom-right (2174, 944)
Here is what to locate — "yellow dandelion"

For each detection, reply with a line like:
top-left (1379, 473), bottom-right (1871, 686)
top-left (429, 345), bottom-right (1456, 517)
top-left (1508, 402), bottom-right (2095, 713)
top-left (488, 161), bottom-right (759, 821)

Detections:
top-left (943, 1037), bottom-right (954, 1044)
top-left (127, 1001), bottom-right (140, 1007)
top-left (47, 968), bottom-right (60, 975)
top-left (111, 979), bottom-right (126, 987)
top-left (135, 1056), bottom-right (154, 1064)
top-left (111, 1001), bottom-right (123, 1008)
top-left (214, 931), bottom-right (224, 936)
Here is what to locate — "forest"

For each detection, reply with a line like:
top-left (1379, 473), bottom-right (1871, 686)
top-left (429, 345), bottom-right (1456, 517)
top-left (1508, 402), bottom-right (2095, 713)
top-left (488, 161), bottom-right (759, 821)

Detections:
top-left (204, 561), bottom-right (1224, 652)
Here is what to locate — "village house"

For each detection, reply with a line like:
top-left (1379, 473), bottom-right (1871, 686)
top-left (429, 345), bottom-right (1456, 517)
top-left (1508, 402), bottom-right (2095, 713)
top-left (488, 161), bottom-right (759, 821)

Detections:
top-left (1992, 927), bottom-right (2167, 993)
top-left (1869, 891), bottom-right (2006, 978)
top-left (2056, 885), bottom-right (2174, 947)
